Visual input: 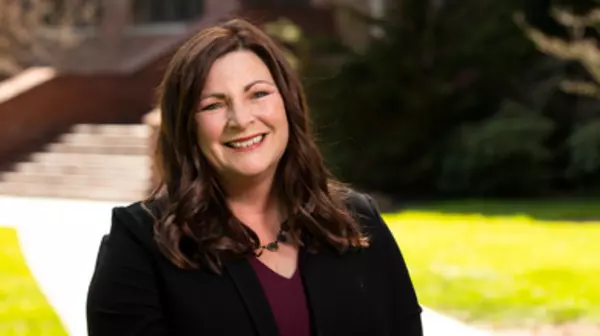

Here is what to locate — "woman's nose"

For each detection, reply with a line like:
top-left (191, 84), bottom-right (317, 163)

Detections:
top-left (227, 102), bottom-right (255, 129)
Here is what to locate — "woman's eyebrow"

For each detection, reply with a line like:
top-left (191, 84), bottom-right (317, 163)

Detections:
top-left (199, 92), bottom-right (226, 100)
top-left (244, 80), bottom-right (275, 92)
top-left (200, 80), bottom-right (274, 100)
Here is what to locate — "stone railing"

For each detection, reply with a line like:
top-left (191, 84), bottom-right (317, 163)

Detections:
top-left (0, 67), bottom-right (57, 103)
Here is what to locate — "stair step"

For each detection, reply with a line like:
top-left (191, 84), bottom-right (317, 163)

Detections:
top-left (72, 124), bottom-right (152, 137)
top-left (29, 152), bottom-right (150, 166)
top-left (13, 161), bottom-right (151, 177)
top-left (0, 181), bottom-right (146, 202)
top-left (0, 122), bottom-right (155, 202)
top-left (59, 133), bottom-right (150, 147)
top-left (0, 171), bottom-right (150, 188)
top-left (46, 142), bottom-right (149, 155)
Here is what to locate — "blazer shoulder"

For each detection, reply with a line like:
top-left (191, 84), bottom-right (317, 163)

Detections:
top-left (344, 190), bottom-right (397, 246)
top-left (109, 201), bottom-right (157, 251)
top-left (343, 189), bottom-right (380, 223)
top-left (88, 201), bottom-right (169, 335)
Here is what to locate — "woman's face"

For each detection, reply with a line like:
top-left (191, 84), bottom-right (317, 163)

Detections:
top-left (195, 50), bottom-right (289, 182)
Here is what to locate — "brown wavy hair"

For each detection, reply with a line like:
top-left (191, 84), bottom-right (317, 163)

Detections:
top-left (147, 18), bottom-right (368, 273)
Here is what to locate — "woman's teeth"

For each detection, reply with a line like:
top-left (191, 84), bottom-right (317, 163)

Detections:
top-left (227, 134), bottom-right (264, 148)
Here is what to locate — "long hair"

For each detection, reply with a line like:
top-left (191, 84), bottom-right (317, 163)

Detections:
top-left (148, 18), bottom-right (367, 273)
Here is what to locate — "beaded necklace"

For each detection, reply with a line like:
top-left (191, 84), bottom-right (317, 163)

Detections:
top-left (254, 226), bottom-right (289, 257)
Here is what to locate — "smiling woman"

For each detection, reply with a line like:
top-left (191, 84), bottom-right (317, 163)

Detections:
top-left (86, 18), bottom-right (423, 336)
top-left (195, 50), bottom-right (289, 181)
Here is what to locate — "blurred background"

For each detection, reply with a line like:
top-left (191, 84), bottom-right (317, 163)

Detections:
top-left (1, 0), bottom-right (599, 335)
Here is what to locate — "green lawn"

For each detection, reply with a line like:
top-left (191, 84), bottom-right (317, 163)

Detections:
top-left (385, 209), bottom-right (600, 327)
top-left (408, 198), bottom-right (600, 221)
top-left (0, 228), bottom-right (67, 336)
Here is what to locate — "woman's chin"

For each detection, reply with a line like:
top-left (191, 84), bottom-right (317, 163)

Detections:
top-left (228, 165), bottom-right (273, 179)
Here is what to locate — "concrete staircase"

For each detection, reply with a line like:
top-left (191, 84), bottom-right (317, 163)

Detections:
top-left (0, 124), bottom-right (153, 202)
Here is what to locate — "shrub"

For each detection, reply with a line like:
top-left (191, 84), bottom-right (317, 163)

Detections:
top-left (436, 101), bottom-right (555, 196)
top-left (566, 119), bottom-right (600, 188)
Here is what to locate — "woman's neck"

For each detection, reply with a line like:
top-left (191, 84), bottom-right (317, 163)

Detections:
top-left (221, 172), bottom-right (284, 233)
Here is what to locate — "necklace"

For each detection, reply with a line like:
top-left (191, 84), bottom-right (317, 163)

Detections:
top-left (254, 226), bottom-right (288, 257)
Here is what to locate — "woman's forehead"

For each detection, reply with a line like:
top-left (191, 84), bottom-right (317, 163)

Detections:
top-left (202, 50), bottom-right (274, 91)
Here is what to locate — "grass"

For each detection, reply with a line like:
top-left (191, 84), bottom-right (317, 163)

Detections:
top-left (0, 227), bottom-right (67, 336)
top-left (407, 198), bottom-right (600, 221)
top-left (385, 209), bottom-right (600, 327)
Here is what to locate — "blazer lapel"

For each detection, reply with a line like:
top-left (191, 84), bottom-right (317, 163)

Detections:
top-left (300, 247), bottom-right (383, 336)
top-left (225, 258), bottom-right (279, 336)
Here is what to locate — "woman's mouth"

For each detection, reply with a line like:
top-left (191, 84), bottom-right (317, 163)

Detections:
top-left (225, 134), bottom-right (266, 150)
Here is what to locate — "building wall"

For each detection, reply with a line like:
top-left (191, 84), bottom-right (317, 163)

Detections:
top-left (0, 54), bottom-right (170, 169)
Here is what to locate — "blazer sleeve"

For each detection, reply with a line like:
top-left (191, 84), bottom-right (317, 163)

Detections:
top-left (363, 194), bottom-right (423, 336)
top-left (86, 207), bottom-right (168, 336)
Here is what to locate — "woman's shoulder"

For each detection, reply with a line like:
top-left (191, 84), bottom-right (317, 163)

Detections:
top-left (342, 190), bottom-right (399, 250)
top-left (342, 189), bottom-right (382, 224)
top-left (107, 201), bottom-right (157, 252)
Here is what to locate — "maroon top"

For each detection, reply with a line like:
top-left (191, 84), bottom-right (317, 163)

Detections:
top-left (249, 257), bottom-right (311, 336)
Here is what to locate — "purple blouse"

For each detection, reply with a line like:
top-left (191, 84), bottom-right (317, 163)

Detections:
top-left (249, 257), bottom-right (311, 336)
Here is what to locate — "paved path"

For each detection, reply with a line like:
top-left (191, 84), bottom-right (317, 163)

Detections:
top-left (0, 196), bottom-right (493, 336)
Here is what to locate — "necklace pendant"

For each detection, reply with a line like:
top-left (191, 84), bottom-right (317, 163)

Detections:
top-left (265, 241), bottom-right (279, 252)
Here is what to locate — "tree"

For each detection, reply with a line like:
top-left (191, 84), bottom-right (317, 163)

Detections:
top-left (521, 6), bottom-right (600, 98)
top-left (0, 0), bottom-right (101, 77)
top-left (304, 0), bottom-right (542, 195)
top-left (520, 3), bottom-right (600, 191)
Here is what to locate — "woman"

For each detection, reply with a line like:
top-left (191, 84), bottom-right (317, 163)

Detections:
top-left (86, 18), bottom-right (422, 336)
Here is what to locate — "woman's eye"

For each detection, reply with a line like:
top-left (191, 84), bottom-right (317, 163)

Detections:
top-left (252, 91), bottom-right (270, 99)
top-left (201, 103), bottom-right (222, 111)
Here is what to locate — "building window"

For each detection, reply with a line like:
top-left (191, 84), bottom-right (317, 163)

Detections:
top-left (132, 0), bottom-right (204, 24)
top-left (244, 0), bottom-right (312, 8)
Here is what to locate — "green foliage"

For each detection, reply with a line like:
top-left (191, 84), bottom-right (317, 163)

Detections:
top-left (566, 119), bottom-right (600, 186)
top-left (305, 0), bottom-right (541, 195)
top-left (437, 101), bottom-right (555, 196)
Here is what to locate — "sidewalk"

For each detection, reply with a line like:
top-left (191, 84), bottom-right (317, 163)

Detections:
top-left (0, 196), bottom-right (123, 336)
top-left (0, 195), bottom-right (492, 336)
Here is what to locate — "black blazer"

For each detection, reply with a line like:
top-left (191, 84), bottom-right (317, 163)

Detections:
top-left (86, 191), bottom-right (423, 336)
